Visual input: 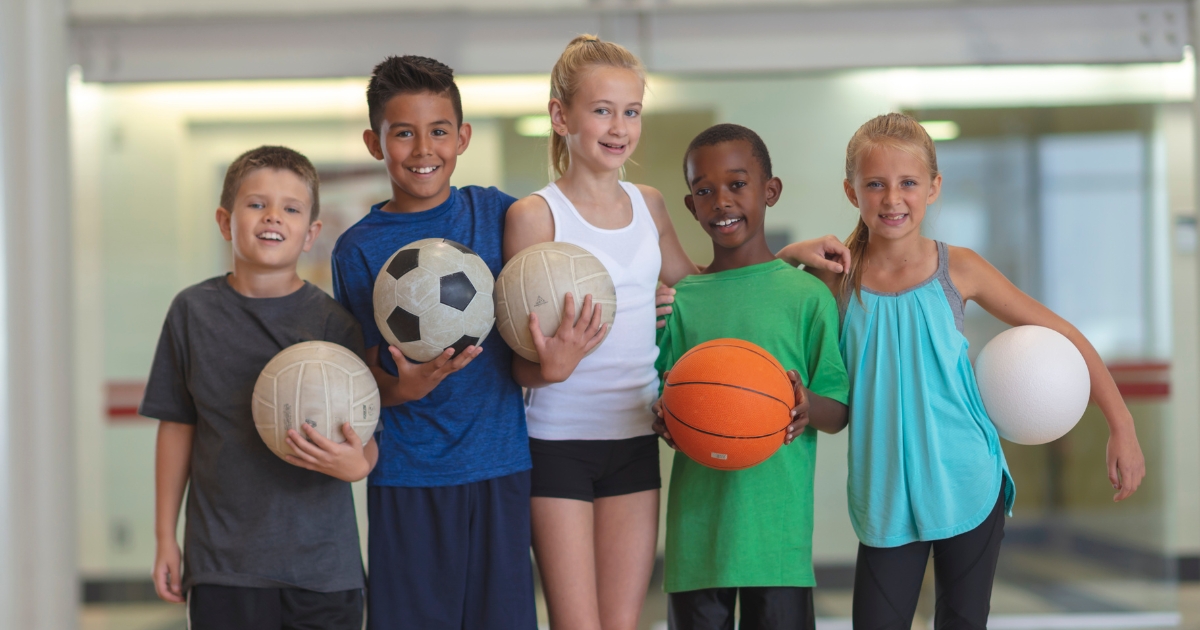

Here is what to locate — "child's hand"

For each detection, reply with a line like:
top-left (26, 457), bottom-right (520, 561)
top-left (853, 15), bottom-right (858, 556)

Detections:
top-left (388, 344), bottom-right (481, 404)
top-left (778, 235), bottom-right (851, 274)
top-left (530, 293), bottom-right (608, 383)
top-left (785, 370), bottom-right (811, 445)
top-left (1107, 428), bottom-right (1146, 502)
top-left (651, 394), bottom-right (678, 450)
top-left (656, 285), bottom-right (676, 329)
top-left (284, 422), bottom-right (372, 482)
top-left (153, 539), bottom-right (184, 603)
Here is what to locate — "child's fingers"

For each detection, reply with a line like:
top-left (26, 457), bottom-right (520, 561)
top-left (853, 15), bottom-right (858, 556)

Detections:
top-left (299, 423), bottom-right (339, 450)
top-left (580, 324), bottom-right (609, 354)
top-left (654, 286), bottom-right (675, 306)
top-left (559, 293), bottom-right (577, 332)
top-left (168, 559), bottom-right (183, 598)
top-left (443, 346), bottom-right (479, 373)
top-left (655, 305), bottom-right (674, 318)
top-left (285, 433), bottom-right (326, 463)
top-left (528, 313), bottom-right (548, 351)
top-left (340, 422), bottom-right (362, 448)
top-left (574, 294), bottom-right (595, 331)
top-left (419, 348), bottom-right (456, 376)
top-left (823, 234), bottom-right (851, 273)
top-left (1113, 460), bottom-right (1143, 501)
top-left (581, 301), bottom-right (602, 336)
top-left (170, 561), bottom-right (183, 597)
top-left (154, 560), bottom-right (184, 603)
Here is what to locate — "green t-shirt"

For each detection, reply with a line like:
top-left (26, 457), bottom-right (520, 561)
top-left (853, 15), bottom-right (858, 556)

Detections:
top-left (656, 259), bottom-right (849, 592)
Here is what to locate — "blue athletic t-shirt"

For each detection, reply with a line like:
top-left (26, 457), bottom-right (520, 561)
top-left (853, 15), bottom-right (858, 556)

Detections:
top-left (331, 186), bottom-right (530, 487)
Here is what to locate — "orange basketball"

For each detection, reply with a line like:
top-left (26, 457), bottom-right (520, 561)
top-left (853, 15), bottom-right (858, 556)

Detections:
top-left (662, 338), bottom-right (795, 471)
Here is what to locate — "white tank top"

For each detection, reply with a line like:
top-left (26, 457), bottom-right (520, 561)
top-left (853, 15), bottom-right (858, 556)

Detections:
top-left (524, 181), bottom-right (663, 441)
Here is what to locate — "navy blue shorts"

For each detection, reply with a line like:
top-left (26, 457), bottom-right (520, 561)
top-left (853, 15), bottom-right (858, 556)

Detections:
top-left (366, 470), bottom-right (537, 630)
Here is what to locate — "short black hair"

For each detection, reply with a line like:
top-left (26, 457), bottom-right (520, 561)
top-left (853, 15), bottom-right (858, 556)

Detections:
top-left (366, 55), bottom-right (463, 133)
top-left (683, 123), bottom-right (773, 182)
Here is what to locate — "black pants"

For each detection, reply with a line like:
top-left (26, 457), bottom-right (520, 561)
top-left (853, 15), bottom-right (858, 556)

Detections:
top-left (852, 482), bottom-right (1007, 630)
top-left (669, 586), bottom-right (815, 630)
top-left (188, 584), bottom-right (364, 630)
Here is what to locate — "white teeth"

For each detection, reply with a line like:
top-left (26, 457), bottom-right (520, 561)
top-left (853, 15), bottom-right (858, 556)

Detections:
top-left (258, 232), bottom-right (283, 241)
top-left (715, 217), bottom-right (741, 227)
top-left (410, 166), bottom-right (437, 174)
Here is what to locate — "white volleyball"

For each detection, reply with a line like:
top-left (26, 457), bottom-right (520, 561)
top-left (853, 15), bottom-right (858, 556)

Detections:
top-left (494, 242), bottom-right (617, 363)
top-left (252, 341), bottom-right (380, 461)
top-left (974, 325), bottom-right (1090, 445)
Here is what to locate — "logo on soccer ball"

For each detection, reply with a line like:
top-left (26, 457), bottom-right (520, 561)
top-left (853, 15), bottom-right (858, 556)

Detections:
top-left (373, 239), bottom-right (496, 363)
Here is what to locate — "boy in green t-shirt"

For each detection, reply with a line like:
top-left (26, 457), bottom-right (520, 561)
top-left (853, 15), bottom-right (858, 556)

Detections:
top-left (653, 123), bottom-right (850, 630)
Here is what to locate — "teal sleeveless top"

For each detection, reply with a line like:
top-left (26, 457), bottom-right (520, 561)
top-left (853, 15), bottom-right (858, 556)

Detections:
top-left (840, 241), bottom-right (1014, 548)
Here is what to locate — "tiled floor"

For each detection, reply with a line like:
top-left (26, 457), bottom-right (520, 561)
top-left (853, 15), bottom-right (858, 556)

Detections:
top-left (78, 543), bottom-right (1199, 630)
top-left (80, 582), bottom-right (1200, 630)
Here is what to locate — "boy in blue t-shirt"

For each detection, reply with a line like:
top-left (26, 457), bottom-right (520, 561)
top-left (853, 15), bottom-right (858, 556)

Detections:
top-left (330, 56), bottom-right (535, 629)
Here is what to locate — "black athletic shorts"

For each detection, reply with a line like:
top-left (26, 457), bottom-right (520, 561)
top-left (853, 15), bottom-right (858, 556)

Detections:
top-left (529, 434), bottom-right (662, 501)
top-left (669, 586), bottom-right (815, 630)
top-left (188, 584), bottom-right (363, 630)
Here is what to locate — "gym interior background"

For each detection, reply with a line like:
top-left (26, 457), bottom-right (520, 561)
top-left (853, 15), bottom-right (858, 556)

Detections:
top-left (3, 1), bottom-right (1200, 629)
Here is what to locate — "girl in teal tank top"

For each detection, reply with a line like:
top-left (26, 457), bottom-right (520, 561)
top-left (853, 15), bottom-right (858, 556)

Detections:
top-left (792, 113), bottom-right (1147, 630)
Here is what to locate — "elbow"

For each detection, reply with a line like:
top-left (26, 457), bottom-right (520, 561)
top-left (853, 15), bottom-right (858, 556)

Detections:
top-left (816, 402), bottom-right (850, 435)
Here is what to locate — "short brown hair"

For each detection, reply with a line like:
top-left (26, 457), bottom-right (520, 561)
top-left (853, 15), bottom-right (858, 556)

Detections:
top-left (219, 146), bottom-right (320, 221)
top-left (367, 56), bottom-right (463, 134)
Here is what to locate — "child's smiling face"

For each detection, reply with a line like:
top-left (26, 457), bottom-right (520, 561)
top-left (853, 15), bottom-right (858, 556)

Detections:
top-left (552, 65), bottom-right (643, 174)
top-left (845, 143), bottom-right (942, 241)
top-left (366, 90), bottom-right (471, 210)
top-left (684, 140), bottom-right (780, 250)
top-left (217, 167), bottom-right (321, 271)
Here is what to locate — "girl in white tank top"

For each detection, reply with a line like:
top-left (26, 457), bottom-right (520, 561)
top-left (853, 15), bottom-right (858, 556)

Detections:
top-left (523, 180), bottom-right (662, 441)
top-left (503, 35), bottom-right (852, 630)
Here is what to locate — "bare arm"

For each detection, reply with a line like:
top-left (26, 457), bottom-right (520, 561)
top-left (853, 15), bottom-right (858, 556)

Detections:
top-left (786, 370), bottom-right (848, 441)
top-left (153, 421), bottom-right (193, 604)
top-left (638, 184), bottom-right (701, 286)
top-left (777, 236), bottom-right (852, 275)
top-left (807, 393), bottom-right (848, 434)
top-left (951, 246), bottom-right (1145, 501)
top-left (503, 195), bottom-right (555, 261)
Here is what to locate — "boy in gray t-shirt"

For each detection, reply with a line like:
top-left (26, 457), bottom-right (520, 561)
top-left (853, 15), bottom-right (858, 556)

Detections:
top-left (140, 146), bottom-right (376, 630)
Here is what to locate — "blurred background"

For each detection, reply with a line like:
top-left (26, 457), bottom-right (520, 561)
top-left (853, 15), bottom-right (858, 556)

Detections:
top-left (2, 0), bottom-right (1199, 629)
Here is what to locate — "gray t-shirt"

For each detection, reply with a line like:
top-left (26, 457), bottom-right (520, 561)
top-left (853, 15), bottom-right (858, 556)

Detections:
top-left (140, 276), bottom-right (366, 593)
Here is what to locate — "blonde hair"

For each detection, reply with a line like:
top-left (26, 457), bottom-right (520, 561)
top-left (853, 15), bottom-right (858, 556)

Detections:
top-left (841, 113), bottom-right (939, 303)
top-left (548, 34), bottom-right (646, 179)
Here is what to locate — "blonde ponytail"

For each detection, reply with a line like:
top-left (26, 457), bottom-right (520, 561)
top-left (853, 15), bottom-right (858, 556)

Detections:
top-left (548, 34), bottom-right (646, 179)
top-left (840, 112), bottom-right (939, 303)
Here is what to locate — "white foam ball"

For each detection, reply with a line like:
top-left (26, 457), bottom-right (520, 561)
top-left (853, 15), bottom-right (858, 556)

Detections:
top-left (974, 325), bottom-right (1090, 445)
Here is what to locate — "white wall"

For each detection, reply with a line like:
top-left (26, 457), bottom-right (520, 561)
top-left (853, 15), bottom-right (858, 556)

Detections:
top-left (1, 0), bottom-right (78, 628)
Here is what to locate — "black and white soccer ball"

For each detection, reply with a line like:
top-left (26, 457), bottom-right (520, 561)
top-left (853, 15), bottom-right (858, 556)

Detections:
top-left (372, 238), bottom-right (495, 363)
